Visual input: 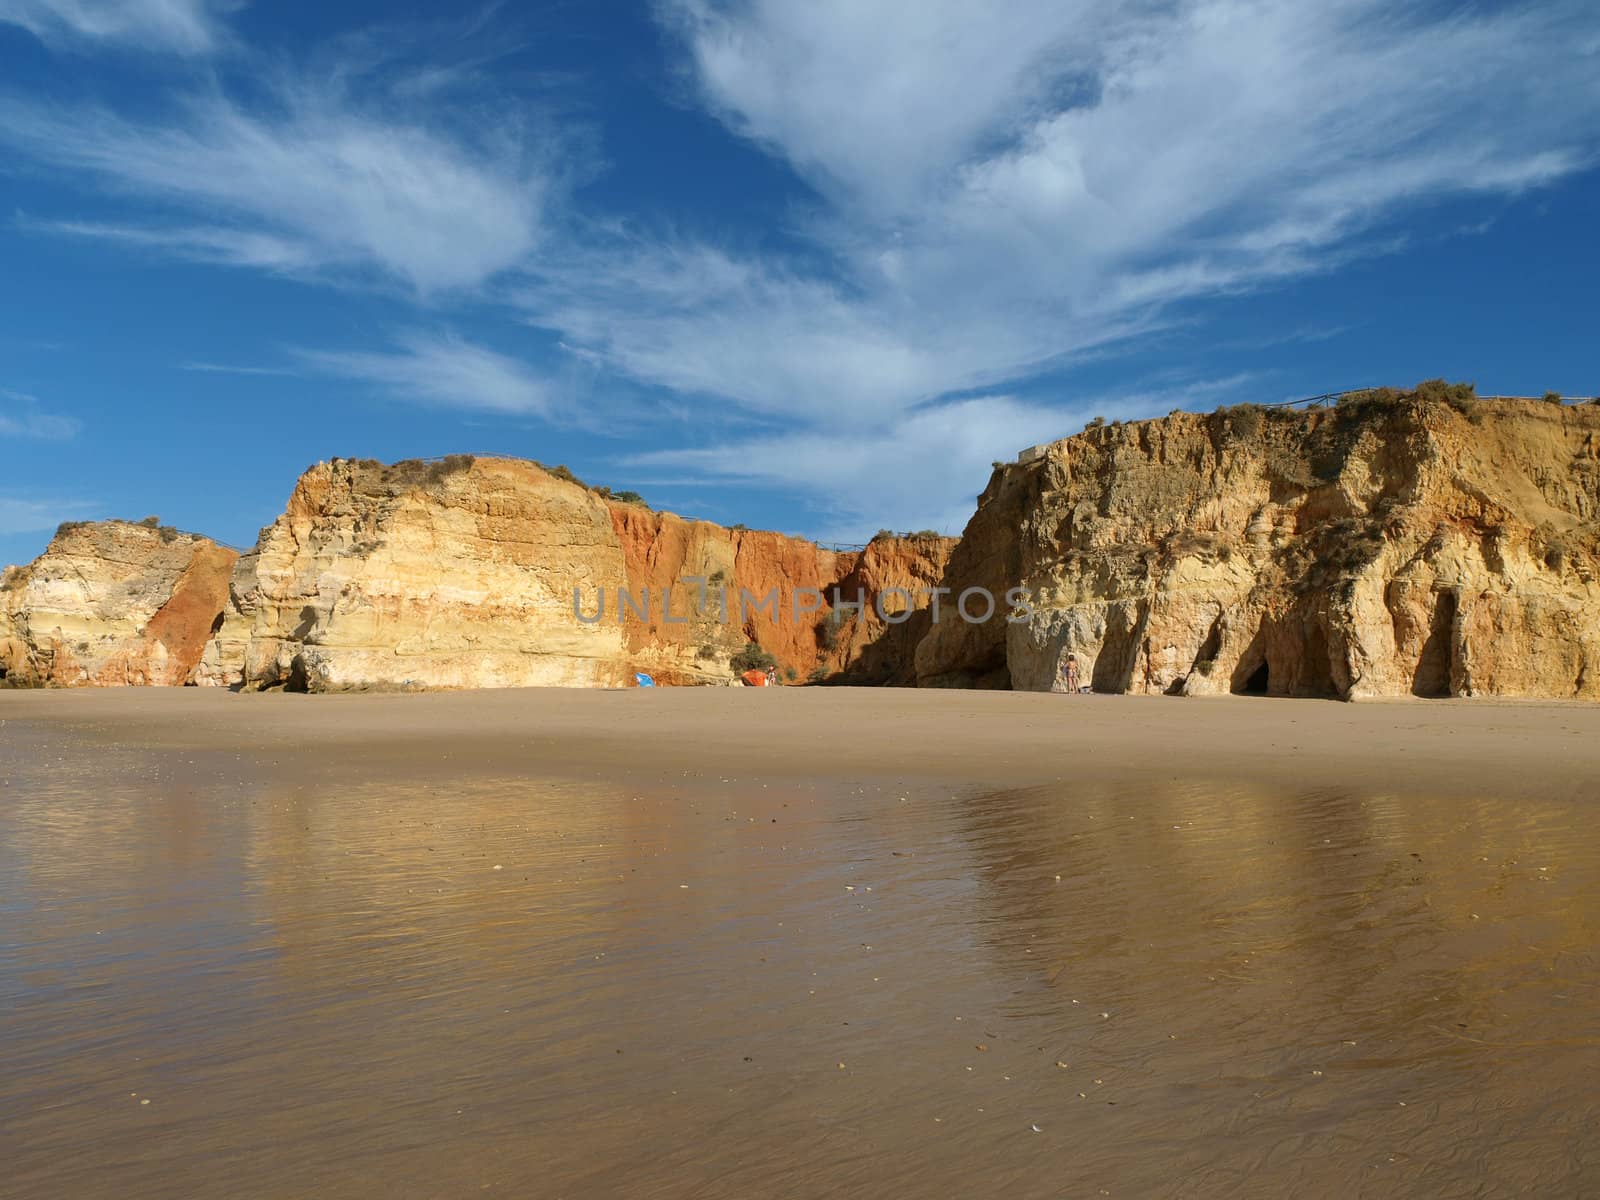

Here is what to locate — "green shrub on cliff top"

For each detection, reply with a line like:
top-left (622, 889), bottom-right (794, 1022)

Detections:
top-left (382, 455), bottom-right (477, 488)
top-left (1411, 379), bottom-right (1477, 412)
top-left (1226, 404), bottom-right (1264, 439)
top-left (425, 455), bottom-right (475, 484)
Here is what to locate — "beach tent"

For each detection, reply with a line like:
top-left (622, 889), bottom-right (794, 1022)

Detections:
top-left (740, 668), bottom-right (769, 687)
top-left (634, 672), bottom-right (656, 687)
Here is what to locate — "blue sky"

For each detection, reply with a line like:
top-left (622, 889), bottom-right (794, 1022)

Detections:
top-left (2, 0), bottom-right (1598, 566)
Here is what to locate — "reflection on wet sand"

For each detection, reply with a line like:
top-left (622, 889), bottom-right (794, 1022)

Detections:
top-left (2, 724), bottom-right (1597, 1198)
top-left (951, 781), bottom-right (1600, 1194)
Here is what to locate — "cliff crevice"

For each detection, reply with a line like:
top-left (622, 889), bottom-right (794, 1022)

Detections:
top-left (918, 394), bottom-right (1600, 700)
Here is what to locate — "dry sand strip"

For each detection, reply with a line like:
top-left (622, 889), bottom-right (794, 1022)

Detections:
top-left (4, 687), bottom-right (1599, 802)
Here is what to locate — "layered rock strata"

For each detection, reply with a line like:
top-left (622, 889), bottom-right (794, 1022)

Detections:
top-left (917, 395), bottom-right (1600, 699)
top-left (0, 521), bottom-right (236, 686)
top-left (196, 456), bottom-right (954, 691)
top-left (10, 396), bottom-right (1596, 701)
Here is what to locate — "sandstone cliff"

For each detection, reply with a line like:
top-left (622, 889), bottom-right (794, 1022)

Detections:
top-left (605, 503), bottom-right (844, 686)
top-left (198, 456), bottom-right (953, 691)
top-left (916, 392), bottom-right (1600, 700)
top-left (199, 457), bottom-right (631, 691)
top-left (0, 520), bottom-right (236, 687)
top-left (822, 535), bottom-right (957, 685)
top-left (606, 503), bottom-right (955, 686)
top-left (13, 393), bottom-right (1592, 701)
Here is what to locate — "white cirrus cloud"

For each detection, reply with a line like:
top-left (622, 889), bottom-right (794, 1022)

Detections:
top-left (0, 0), bottom-right (232, 55)
top-left (178, 360), bottom-right (300, 377)
top-left (625, 378), bottom-right (1246, 542)
top-left (0, 388), bottom-right (83, 440)
top-left (29, 217), bottom-right (321, 273)
top-left (583, 0), bottom-right (1600, 422)
top-left (627, 395), bottom-right (1064, 540)
top-left (2, 72), bottom-right (551, 293)
top-left (5, 1), bottom-right (1600, 535)
top-left (0, 495), bottom-right (98, 535)
top-left (665, 0), bottom-right (1113, 214)
top-left (301, 332), bottom-right (555, 418)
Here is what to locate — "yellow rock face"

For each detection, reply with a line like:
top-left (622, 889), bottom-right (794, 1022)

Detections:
top-left (0, 521), bottom-right (237, 687)
top-left (202, 457), bottom-right (632, 691)
top-left (917, 397), bottom-right (1600, 700)
top-left (198, 456), bottom-right (954, 691)
top-left (21, 397), bottom-right (1593, 702)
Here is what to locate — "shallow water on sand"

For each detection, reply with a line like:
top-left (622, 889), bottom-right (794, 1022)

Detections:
top-left (2, 723), bottom-right (1598, 1199)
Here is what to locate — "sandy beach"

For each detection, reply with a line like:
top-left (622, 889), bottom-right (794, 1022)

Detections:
top-left (4, 688), bottom-right (1599, 1198)
top-left (6, 685), bottom-right (1600, 799)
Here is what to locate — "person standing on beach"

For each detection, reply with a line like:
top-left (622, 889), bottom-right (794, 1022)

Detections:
top-left (1063, 654), bottom-right (1081, 694)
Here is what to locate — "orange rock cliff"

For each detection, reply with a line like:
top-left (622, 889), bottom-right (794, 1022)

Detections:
top-left (179, 455), bottom-right (954, 691)
top-left (7, 392), bottom-right (1599, 699)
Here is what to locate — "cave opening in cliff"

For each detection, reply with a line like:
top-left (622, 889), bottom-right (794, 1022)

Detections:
top-left (1240, 660), bottom-right (1271, 695)
top-left (1299, 624), bottom-right (1338, 698)
top-left (1412, 590), bottom-right (1457, 697)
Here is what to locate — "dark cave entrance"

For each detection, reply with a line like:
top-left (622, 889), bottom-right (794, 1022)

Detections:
top-left (1239, 660), bottom-right (1271, 695)
top-left (1411, 590), bottom-right (1457, 698)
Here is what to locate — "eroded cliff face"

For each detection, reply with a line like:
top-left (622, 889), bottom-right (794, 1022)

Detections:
top-left (26, 398), bottom-right (1589, 700)
top-left (605, 504), bottom-right (955, 685)
top-left (917, 396), bottom-right (1600, 700)
top-left (199, 456), bottom-right (953, 691)
top-left (204, 457), bottom-right (631, 691)
top-left (607, 504), bottom-right (836, 685)
top-left (823, 536), bottom-right (958, 685)
top-left (0, 521), bottom-right (236, 687)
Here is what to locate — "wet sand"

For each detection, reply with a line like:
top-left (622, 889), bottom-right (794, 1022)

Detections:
top-left (3, 688), bottom-right (1599, 1198)
top-left (6, 684), bottom-right (1600, 798)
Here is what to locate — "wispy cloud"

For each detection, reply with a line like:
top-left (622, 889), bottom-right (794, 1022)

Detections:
top-left (0, 495), bottom-right (97, 535)
top-left (5, 1), bottom-right (1600, 534)
top-left (2, 69), bottom-right (552, 292)
top-left (178, 360), bottom-right (300, 377)
top-left (624, 0), bottom-right (1600, 421)
top-left (29, 217), bottom-right (320, 273)
top-left (301, 332), bottom-right (555, 417)
top-left (0, 0), bottom-right (232, 55)
top-left (0, 388), bottom-right (82, 439)
top-left (628, 375), bottom-right (1250, 541)
top-left (629, 395), bottom-right (1065, 540)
